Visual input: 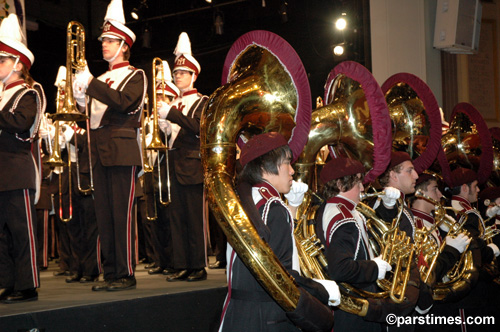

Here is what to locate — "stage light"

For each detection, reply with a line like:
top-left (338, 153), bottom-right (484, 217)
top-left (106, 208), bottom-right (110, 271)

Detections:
top-left (214, 10), bottom-right (224, 35)
top-left (131, 0), bottom-right (148, 21)
top-left (333, 44), bottom-right (345, 56)
top-left (335, 18), bottom-right (346, 30)
top-left (280, 1), bottom-right (288, 23)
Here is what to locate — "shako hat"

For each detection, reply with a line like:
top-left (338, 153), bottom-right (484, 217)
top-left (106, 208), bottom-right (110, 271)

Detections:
top-left (0, 14), bottom-right (34, 69)
top-left (99, 0), bottom-right (136, 47)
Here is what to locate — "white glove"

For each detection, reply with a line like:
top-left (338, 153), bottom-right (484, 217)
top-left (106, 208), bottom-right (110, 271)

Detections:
top-left (445, 233), bottom-right (471, 253)
top-left (381, 187), bottom-right (400, 207)
top-left (486, 205), bottom-right (500, 218)
top-left (487, 243), bottom-right (500, 257)
top-left (72, 79), bottom-right (87, 107)
top-left (284, 181), bottom-right (308, 207)
top-left (39, 121), bottom-right (55, 140)
top-left (158, 102), bottom-right (171, 119)
top-left (158, 119), bottom-right (172, 135)
top-left (61, 124), bottom-right (75, 143)
top-left (73, 62), bottom-right (93, 91)
top-left (372, 256), bottom-right (392, 280)
top-left (313, 278), bottom-right (341, 306)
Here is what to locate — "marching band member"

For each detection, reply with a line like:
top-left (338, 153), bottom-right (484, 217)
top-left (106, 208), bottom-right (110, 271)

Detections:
top-left (158, 32), bottom-right (208, 282)
top-left (410, 173), bottom-right (470, 284)
top-left (72, 0), bottom-right (147, 291)
top-left (219, 132), bottom-right (339, 332)
top-left (0, 14), bottom-right (43, 303)
top-left (316, 157), bottom-right (392, 331)
top-left (144, 60), bottom-right (179, 276)
top-left (448, 167), bottom-right (499, 265)
top-left (371, 151), bottom-right (434, 322)
top-left (479, 186), bottom-right (500, 250)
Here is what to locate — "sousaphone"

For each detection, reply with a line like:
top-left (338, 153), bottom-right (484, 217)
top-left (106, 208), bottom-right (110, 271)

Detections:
top-left (200, 30), bottom-right (332, 331)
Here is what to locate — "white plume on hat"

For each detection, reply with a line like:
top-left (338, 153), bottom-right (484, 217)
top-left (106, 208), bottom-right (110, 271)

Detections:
top-left (156, 60), bottom-right (179, 98)
top-left (156, 61), bottom-right (172, 81)
top-left (54, 66), bottom-right (67, 87)
top-left (174, 32), bottom-right (192, 57)
top-left (104, 0), bottom-right (126, 24)
top-left (99, 0), bottom-right (136, 47)
top-left (173, 32), bottom-right (200, 75)
top-left (0, 13), bottom-right (34, 68)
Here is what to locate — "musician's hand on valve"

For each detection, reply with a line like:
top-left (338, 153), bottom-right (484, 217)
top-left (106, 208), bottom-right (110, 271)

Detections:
top-left (284, 181), bottom-right (308, 207)
top-left (445, 233), bottom-right (470, 253)
top-left (486, 205), bottom-right (500, 218)
top-left (372, 256), bottom-right (392, 280)
top-left (313, 279), bottom-right (341, 306)
top-left (381, 187), bottom-right (400, 207)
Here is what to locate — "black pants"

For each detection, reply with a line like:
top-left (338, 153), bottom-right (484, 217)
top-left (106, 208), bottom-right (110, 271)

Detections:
top-left (93, 159), bottom-right (137, 280)
top-left (0, 189), bottom-right (39, 290)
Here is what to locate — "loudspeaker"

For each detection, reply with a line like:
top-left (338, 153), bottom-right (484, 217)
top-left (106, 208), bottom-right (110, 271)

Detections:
top-left (433, 0), bottom-right (482, 54)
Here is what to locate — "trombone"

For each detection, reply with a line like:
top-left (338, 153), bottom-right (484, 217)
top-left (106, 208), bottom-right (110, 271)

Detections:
top-left (50, 21), bottom-right (88, 122)
top-left (45, 86), bottom-right (73, 222)
top-left (147, 57), bottom-right (171, 207)
top-left (141, 95), bottom-right (158, 220)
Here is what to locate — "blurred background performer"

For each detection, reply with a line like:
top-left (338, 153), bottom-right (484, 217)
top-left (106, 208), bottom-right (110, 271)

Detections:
top-left (72, 0), bottom-right (147, 291)
top-left (0, 14), bottom-right (44, 303)
top-left (158, 32), bottom-right (208, 282)
top-left (144, 60), bottom-right (179, 276)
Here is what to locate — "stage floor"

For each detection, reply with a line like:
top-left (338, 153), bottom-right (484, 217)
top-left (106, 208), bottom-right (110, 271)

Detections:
top-left (0, 258), bottom-right (228, 332)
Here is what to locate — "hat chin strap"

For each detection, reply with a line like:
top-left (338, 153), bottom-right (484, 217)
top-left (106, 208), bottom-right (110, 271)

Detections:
top-left (105, 40), bottom-right (125, 63)
top-left (2, 57), bottom-right (20, 84)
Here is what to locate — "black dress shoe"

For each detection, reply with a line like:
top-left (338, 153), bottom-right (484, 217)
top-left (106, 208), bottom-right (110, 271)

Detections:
top-left (162, 268), bottom-right (178, 276)
top-left (92, 279), bottom-right (113, 291)
top-left (208, 261), bottom-right (226, 269)
top-left (187, 269), bottom-right (207, 282)
top-left (107, 277), bottom-right (137, 291)
top-left (2, 289), bottom-right (38, 303)
top-left (65, 274), bottom-right (82, 283)
top-left (148, 266), bottom-right (164, 275)
top-left (166, 269), bottom-right (190, 282)
top-left (0, 288), bottom-right (14, 301)
top-left (80, 276), bottom-right (98, 283)
top-left (144, 262), bottom-right (156, 269)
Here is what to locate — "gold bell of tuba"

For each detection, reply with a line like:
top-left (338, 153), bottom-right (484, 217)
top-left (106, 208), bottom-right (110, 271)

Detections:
top-left (201, 31), bottom-right (333, 330)
top-left (381, 73), bottom-right (444, 174)
top-left (438, 102), bottom-right (493, 187)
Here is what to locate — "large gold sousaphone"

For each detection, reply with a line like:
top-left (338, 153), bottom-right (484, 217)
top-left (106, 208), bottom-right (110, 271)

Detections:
top-left (200, 31), bottom-right (332, 331)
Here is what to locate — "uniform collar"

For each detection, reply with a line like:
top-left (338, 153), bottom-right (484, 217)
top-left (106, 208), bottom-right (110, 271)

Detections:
top-left (452, 195), bottom-right (471, 209)
top-left (3, 79), bottom-right (24, 91)
top-left (180, 89), bottom-right (197, 98)
top-left (326, 195), bottom-right (356, 211)
top-left (254, 181), bottom-right (280, 201)
top-left (411, 208), bottom-right (435, 224)
top-left (108, 61), bottom-right (130, 71)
